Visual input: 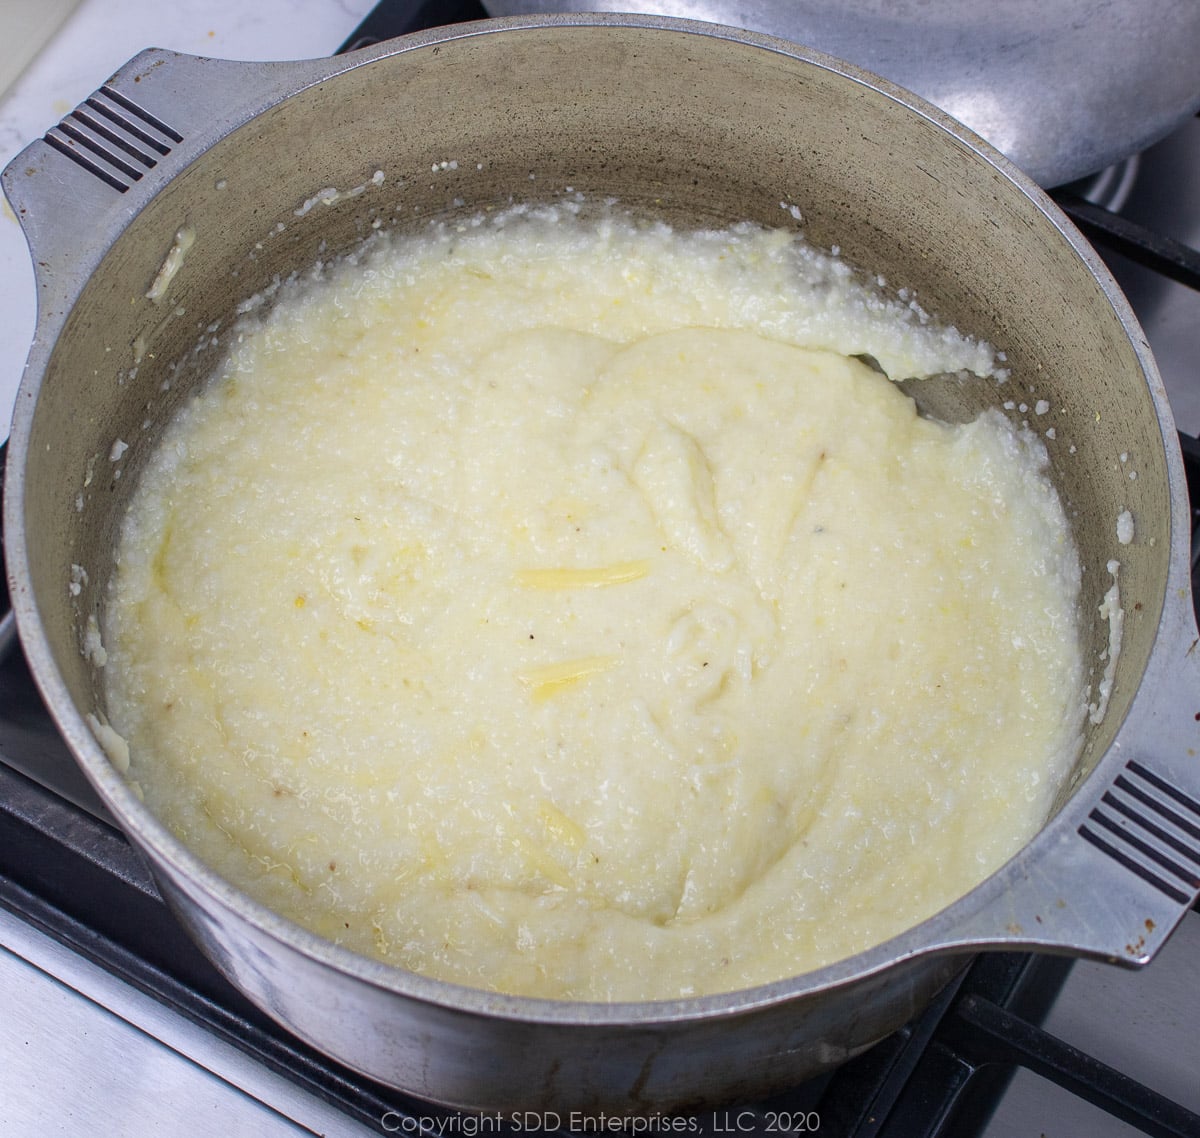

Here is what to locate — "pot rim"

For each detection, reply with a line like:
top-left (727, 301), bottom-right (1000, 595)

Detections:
top-left (4, 12), bottom-right (1198, 1030)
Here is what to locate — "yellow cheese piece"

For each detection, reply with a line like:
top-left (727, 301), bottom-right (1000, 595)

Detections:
top-left (516, 561), bottom-right (650, 589)
top-left (517, 656), bottom-right (618, 700)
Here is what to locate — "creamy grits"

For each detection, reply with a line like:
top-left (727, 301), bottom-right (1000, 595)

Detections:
top-left (99, 205), bottom-right (1085, 1001)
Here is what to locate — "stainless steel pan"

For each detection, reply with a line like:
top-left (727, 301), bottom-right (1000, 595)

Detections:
top-left (4, 14), bottom-right (1200, 1116)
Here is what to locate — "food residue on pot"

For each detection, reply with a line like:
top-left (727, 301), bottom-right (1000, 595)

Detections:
top-left (1117, 510), bottom-right (1134, 545)
top-left (94, 202), bottom-right (1091, 1001)
top-left (145, 226), bottom-right (195, 304)
top-left (84, 711), bottom-right (129, 773)
top-left (82, 614), bottom-right (106, 667)
top-left (1089, 559), bottom-right (1124, 726)
top-left (293, 169), bottom-right (385, 217)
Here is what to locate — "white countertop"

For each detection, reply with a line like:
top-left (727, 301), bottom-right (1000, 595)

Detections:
top-left (0, 0), bottom-right (378, 443)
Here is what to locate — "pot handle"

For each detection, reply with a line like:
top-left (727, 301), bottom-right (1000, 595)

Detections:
top-left (935, 613), bottom-right (1200, 968)
top-left (1, 47), bottom-right (345, 331)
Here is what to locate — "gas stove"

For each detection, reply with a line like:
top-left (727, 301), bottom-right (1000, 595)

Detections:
top-left (1, 3), bottom-right (1198, 1135)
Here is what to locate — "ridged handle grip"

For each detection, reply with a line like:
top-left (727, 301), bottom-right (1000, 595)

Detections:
top-left (1, 48), bottom-right (343, 345)
top-left (935, 599), bottom-right (1200, 968)
top-left (1077, 753), bottom-right (1200, 911)
top-left (41, 81), bottom-right (186, 193)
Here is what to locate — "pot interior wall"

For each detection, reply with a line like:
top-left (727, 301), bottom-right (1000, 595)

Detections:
top-left (22, 24), bottom-right (1169, 832)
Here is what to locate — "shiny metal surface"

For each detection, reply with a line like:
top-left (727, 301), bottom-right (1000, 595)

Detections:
top-left (482, 0), bottom-right (1200, 188)
top-left (0, 906), bottom-right (370, 1136)
top-left (3, 14), bottom-right (1200, 1115)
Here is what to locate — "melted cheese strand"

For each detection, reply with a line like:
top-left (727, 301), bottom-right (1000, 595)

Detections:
top-left (517, 655), bottom-right (618, 700)
top-left (516, 561), bottom-right (650, 589)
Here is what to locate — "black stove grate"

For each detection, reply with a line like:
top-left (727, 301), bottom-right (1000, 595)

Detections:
top-left (1055, 184), bottom-right (1200, 291)
top-left (339, 0), bottom-right (486, 50)
top-left (1, 4), bottom-right (1199, 1136)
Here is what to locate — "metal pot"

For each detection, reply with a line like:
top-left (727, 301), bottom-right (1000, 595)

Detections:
top-left (4, 14), bottom-right (1199, 1116)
